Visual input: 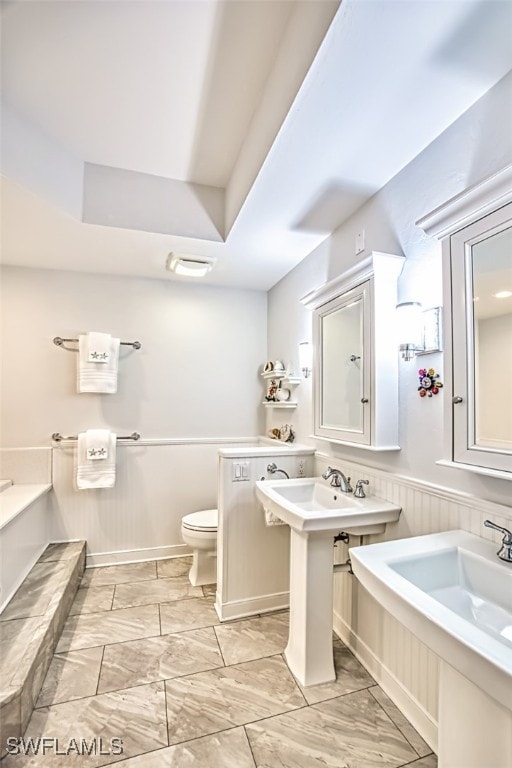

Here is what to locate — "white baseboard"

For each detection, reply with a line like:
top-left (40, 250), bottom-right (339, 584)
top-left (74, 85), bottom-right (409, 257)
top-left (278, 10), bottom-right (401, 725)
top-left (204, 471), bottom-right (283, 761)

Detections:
top-left (86, 543), bottom-right (192, 568)
top-left (333, 608), bottom-right (438, 754)
top-left (215, 590), bottom-right (289, 622)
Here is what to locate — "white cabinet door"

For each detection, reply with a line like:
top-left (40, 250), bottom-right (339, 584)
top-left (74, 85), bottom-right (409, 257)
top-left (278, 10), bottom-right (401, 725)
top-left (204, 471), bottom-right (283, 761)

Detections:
top-left (450, 201), bottom-right (512, 474)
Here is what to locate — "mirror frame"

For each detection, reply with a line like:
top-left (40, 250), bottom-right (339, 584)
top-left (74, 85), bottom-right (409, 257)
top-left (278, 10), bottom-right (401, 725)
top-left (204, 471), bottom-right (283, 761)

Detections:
top-left (417, 164), bottom-right (512, 479)
top-left (302, 251), bottom-right (403, 450)
top-left (314, 281), bottom-right (370, 444)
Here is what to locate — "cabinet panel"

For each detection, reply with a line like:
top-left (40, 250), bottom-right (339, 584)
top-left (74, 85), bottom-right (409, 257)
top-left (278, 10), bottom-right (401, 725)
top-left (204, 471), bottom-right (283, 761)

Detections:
top-left (450, 202), bottom-right (512, 473)
top-left (302, 251), bottom-right (403, 451)
top-left (418, 164), bottom-right (512, 479)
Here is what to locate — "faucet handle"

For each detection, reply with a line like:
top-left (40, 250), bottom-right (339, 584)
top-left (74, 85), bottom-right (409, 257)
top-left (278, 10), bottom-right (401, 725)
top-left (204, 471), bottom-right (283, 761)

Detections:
top-left (484, 520), bottom-right (512, 563)
top-left (354, 479), bottom-right (369, 498)
top-left (484, 519), bottom-right (512, 543)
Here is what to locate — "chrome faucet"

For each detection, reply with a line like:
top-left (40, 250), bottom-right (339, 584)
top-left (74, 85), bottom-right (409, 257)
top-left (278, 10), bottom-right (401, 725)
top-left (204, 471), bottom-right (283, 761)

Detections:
top-left (267, 462), bottom-right (290, 479)
top-left (321, 466), bottom-right (353, 493)
top-left (484, 520), bottom-right (512, 563)
top-left (354, 479), bottom-right (369, 498)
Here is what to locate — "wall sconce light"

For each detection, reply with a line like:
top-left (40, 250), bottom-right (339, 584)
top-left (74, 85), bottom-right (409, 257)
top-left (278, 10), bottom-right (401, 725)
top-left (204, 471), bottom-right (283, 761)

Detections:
top-left (299, 341), bottom-right (312, 378)
top-left (166, 252), bottom-right (216, 277)
top-left (396, 302), bottom-right (442, 361)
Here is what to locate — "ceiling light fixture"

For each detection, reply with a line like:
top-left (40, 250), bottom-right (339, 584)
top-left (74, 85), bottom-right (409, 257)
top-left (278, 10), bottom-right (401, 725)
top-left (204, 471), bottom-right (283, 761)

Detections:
top-left (166, 253), bottom-right (216, 278)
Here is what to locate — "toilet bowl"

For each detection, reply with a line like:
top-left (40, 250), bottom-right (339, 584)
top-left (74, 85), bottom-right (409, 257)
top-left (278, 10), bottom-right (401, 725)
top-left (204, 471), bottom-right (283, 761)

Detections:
top-left (181, 508), bottom-right (218, 586)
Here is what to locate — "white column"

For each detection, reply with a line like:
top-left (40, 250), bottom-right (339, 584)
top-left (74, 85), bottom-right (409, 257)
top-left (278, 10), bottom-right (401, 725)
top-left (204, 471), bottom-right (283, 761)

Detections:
top-left (284, 529), bottom-right (336, 686)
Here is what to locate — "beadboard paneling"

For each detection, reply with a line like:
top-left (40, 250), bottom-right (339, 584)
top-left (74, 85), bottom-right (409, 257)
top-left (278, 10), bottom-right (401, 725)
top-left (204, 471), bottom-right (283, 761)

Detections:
top-left (51, 441), bottom-right (238, 561)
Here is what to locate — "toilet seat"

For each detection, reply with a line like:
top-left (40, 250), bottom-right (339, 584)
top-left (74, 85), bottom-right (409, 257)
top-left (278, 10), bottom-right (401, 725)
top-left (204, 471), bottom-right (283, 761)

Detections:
top-left (182, 508), bottom-right (218, 532)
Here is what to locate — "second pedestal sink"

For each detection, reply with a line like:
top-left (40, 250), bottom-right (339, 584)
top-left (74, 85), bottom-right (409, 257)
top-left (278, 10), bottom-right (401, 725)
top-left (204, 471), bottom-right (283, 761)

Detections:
top-left (255, 476), bottom-right (401, 534)
top-left (255, 476), bottom-right (401, 686)
top-left (350, 530), bottom-right (512, 768)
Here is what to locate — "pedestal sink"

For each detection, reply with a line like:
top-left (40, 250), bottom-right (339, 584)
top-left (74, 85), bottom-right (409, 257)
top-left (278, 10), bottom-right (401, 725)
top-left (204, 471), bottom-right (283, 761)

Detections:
top-left (255, 477), bottom-right (401, 686)
top-left (350, 530), bottom-right (512, 768)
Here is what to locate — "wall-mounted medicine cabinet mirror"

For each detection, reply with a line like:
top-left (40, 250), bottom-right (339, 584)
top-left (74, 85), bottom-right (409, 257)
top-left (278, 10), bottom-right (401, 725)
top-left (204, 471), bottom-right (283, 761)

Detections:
top-left (302, 251), bottom-right (403, 450)
top-left (418, 165), bottom-right (512, 478)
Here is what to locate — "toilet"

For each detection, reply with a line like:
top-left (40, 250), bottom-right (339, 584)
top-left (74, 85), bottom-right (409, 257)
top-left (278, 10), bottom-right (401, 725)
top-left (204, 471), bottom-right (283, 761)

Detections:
top-left (181, 508), bottom-right (218, 586)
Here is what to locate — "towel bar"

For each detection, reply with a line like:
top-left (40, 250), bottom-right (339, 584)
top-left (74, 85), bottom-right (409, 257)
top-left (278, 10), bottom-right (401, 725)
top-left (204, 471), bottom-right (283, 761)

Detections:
top-left (53, 337), bottom-right (141, 349)
top-left (52, 432), bottom-right (141, 442)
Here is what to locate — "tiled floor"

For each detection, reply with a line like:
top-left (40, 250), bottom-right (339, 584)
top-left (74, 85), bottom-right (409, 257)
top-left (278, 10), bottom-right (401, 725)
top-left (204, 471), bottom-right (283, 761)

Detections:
top-left (3, 557), bottom-right (438, 767)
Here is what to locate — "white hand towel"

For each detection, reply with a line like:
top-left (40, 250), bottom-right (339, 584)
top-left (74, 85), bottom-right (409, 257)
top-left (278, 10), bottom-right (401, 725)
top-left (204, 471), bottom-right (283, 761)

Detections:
top-left (85, 429), bottom-right (111, 461)
top-left (264, 508), bottom-right (286, 526)
top-left (76, 430), bottom-right (117, 489)
top-left (87, 332), bottom-right (112, 363)
top-left (78, 334), bottom-right (120, 393)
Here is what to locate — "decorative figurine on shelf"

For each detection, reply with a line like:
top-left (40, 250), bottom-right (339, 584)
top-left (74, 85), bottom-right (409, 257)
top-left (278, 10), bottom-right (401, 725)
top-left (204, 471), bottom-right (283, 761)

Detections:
top-left (267, 424), bottom-right (295, 443)
top-left (265, 379), bottom-right (278, 401)
top-left (418, 367), bottom-right (443, 398)
top-left (280, 424), bottom-right (295, 443)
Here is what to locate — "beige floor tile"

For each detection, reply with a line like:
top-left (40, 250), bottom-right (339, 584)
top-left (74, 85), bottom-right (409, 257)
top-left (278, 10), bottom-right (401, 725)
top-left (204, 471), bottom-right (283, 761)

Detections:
top-left (156, 557), bottom-right (192, 579)
top-left (36, 647), bottom-right (104, 707)
top-left (165, 654), bottom-right (305, 745)
top-left (213, 612), bottom-right (289, 665)
top-left (370, 685), bottom-right (432, 758)
top-left (2, 682), bottom-right (167, 767)
top-left (112, 577), bottom-right (202, 610)
top-left (297, 638), bottom-right (375, 704)
top-left (107, 727), bottom-right (255, 767)
top-left (159, 597), bottom-right (219, 634)
top-left (246, 689), bottom-right (418, 768)
top-left (56, 604), bottom-right (160, 653)
top-left (97, 627), bottom-right (224, 693)
top-left (80, 561), bottom-right (157, 588)
top-left (69, 585), bottom-right (114, 616)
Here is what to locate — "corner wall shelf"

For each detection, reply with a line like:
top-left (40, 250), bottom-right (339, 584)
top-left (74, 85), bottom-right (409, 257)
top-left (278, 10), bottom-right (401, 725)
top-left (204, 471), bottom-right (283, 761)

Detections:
top-left (260, 367), bottom-right (301, 409)
top-left (262, 402), bottom-right (297, 409)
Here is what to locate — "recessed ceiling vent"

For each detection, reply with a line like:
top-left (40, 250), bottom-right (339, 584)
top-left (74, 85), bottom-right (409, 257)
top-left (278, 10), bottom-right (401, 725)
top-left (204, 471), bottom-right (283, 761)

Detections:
top-left (166, 253), bottom-right (216, 278)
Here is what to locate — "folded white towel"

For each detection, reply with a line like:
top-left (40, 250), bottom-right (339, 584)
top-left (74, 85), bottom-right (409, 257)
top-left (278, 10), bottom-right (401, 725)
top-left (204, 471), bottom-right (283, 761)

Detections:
top-left (85, 429), bottom-right (111, 461)
top-left (264, 508), bottom-right (286, 526)
top-left (87, 332), bottom-right (112, 363)
top-left (78, 333), bottom-right (120, 393)
top-left (76, 430), bottom-right (117, 489)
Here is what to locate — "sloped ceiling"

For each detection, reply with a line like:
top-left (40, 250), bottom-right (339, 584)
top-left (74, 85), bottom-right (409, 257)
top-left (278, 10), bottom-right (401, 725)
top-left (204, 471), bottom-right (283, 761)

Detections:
top-left (1, 0), bottom-right (512, 289)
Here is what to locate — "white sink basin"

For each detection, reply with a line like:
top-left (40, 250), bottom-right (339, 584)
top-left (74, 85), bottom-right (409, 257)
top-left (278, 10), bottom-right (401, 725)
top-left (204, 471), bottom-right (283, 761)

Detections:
top-left (255, 476), bottom-right (401, 534)
top-left (350, 530), bottom-right (512, 712)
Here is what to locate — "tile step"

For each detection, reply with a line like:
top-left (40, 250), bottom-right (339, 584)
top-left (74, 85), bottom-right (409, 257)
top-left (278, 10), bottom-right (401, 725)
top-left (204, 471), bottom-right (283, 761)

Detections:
top-left (0, 541), bottom-right (86, 757)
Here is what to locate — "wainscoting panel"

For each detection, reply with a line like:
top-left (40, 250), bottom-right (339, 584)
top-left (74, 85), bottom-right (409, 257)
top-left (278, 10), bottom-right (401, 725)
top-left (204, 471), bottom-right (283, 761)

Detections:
top-left (51, 439), bottom-right (257, 563)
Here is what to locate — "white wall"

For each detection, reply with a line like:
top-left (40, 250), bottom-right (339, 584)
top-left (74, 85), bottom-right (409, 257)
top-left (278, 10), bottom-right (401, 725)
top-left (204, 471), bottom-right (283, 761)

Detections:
top-left (267, 71), bottom-right (512, 746)
top-left (268, 70), bottom-right (512, 508)
top-left (0, 267), bottom-right (266, 446)
top-left (0, 267), bottom-right (267, 558)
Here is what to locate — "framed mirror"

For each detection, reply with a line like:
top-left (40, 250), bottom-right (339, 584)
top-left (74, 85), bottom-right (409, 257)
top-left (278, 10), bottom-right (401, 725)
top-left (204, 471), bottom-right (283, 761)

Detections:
top-left (418, 165), bottom-right (512, 477)
top-left (451, 202), bottom-right (512, 473)
top-left (314, 282), bottom-right (370, 444)
top-left (302, 251), bottom-right (403, 450)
